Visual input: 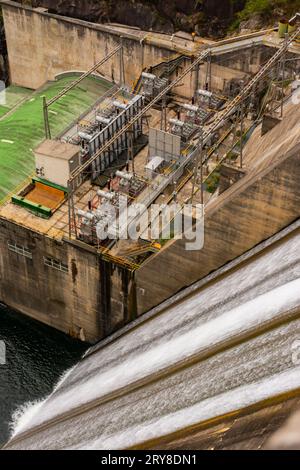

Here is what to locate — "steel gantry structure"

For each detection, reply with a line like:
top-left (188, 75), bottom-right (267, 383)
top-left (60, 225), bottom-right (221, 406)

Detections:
top-left (68, 48), bottom-right (212, 185)
top-left (67, 24), bottom-right (300, 238)
top-left (43, 45), bottom-right (122, 139)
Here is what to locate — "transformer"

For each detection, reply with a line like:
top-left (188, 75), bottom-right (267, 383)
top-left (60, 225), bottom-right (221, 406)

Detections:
top-left (141, 72), bottom-right (168, 100)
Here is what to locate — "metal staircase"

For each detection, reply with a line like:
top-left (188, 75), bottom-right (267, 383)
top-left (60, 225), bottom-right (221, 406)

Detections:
top-left (70, 48), bottom-right (212, 183)
top-left (70, 27), bottom-right (300, 183)
top-left (149, 54), bottom-right (186, 80)
top-left (202, 26), bottom-right (300, 151)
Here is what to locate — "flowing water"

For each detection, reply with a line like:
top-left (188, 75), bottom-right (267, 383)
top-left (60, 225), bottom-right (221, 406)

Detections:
top-left (6, 225), bottom-right (300, 449)
top-left (0, 304), bottom-right (87, 447)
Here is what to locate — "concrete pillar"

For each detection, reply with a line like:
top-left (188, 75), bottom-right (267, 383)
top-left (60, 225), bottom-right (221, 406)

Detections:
top-left (219, 163), bottom-right (246, 194)
top-left (261, 114), bottom-right (282, 136)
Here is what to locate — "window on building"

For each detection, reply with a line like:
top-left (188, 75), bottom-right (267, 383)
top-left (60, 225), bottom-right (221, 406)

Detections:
top-left (43, 256), bottom-right (68, 273)
top-left (8, 242), bottom-right (32, 259)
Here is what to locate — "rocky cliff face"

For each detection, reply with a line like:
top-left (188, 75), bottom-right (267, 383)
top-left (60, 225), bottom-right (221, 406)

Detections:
top-left (1, 0), bottom-right (239, 86)
top-left (0, 0), bottom-right (297, 84)
top-left (28, 0), bottom-right (246, 36)
top-left (0, 14), bottom-right (8, 84)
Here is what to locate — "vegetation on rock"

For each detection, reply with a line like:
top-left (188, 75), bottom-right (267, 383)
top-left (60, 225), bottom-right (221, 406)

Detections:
top-left (1, 0), bottom-right (300, 83)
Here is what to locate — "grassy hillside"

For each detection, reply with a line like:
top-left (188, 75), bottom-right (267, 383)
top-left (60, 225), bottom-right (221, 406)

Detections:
top-left (0, 75), bottom-right (112, 202)
top-left (237, 0), bottom-right (300, 21)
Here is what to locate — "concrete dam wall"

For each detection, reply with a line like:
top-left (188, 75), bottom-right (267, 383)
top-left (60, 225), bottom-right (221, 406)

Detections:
top-left (1, 0), bottom-right (173, 90)
top-left (0, 1), bottom-right (276, 95)
top-left (5, 220), bottom-right (300, 449)
top-left (1, 1), bottom-right (300, 344)
top-left (1, 135), bottom-right (299, 343)
top-left (0, 219), bottom-right (135, 343)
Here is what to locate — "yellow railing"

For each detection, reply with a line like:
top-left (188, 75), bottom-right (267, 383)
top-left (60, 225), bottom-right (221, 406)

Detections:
top-left (131, 74), bottom-right (142, 94)
top-left (100, 251), bottom-right (140, 271)
top-left (0, 172), bottom-right (35, 208)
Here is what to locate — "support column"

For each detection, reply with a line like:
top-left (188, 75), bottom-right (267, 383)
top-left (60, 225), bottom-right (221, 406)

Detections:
top-left (161, 95), bottom-right (167, 131)
top-left (127, 126), bottom-right (134, 174)
top-left (240, 101), bottom-right (244, 169)
top-left (43, 97), bottom-right (51, 140)
top-left (191, 128), bottom-right (203, 204)
top-left (119, 39), bottom-right (125, 86)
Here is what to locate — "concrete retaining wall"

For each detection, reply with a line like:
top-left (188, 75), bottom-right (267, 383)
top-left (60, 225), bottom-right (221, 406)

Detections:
top-left (0, 220), bottom-right (134, 343)
top-left (1, 1), bottom-right (171, 90)
top-left (135, 146), bottom-right (300, 314)
top-left (0, 1), bottom-right (279, 97)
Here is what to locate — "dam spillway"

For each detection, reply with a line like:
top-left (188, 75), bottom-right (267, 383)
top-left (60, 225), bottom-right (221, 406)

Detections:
top-left (1, 1), bottom-right (300, 452)
top-left (5, 219), bottom-right (300, 450)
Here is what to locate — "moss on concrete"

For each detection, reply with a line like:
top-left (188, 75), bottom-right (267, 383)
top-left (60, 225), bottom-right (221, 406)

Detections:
top-left (0, 75), bottom-right (113, 201)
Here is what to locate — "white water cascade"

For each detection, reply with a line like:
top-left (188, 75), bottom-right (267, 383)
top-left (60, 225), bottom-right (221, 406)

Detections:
top-left (6, 222), bottom-right (300, 450)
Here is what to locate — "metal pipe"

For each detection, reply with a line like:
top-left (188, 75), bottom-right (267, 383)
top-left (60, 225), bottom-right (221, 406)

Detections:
top-left (169, 118), bottom-right (185, 127)
top-left (182, 103), bottom-right (199, 112)
top-left (96, 116), bottom-right (111, 125)
top-left (77, 209), bottom-right (95, 221)
top-left (97, 190), bottom-right (115, 201)
top-left (78, 131), bottom-right (93, 142)
top-left (141, 72), bottom-right (156, 80)
top-left (289, 13), bottom-right (300, 23)
top-left (197, 89), bottom-right (213, 98)
top-left (116, 170), bottom-right (134, 181)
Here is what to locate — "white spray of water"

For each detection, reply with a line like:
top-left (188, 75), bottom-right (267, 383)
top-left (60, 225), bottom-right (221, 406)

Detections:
top-left (10, 400), bottom-right (45, 439)
top-left (77, 366), bottom-right (300, 450)
top-left (7, 230), bottom-right (300, 449)
top-left (10, 363), bottom-right (77, 438)
top-left (14, 277), bottom-right (300, 435)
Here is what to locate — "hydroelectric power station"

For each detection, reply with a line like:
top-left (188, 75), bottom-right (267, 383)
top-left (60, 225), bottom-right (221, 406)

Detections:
top-left (1, 1), bottom-right (300, 450)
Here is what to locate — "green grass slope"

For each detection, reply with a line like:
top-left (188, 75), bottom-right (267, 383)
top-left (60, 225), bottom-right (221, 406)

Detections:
top-left (0, 75), bottom-right (112, 201)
